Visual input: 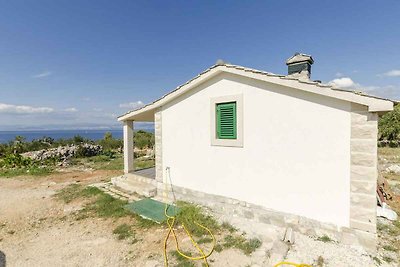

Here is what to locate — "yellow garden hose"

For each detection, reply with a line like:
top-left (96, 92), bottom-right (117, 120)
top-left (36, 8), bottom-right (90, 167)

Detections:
top-left (161, 168), bottom-right (311, 267)
top-left (163, 167), bottom-right (216, 267)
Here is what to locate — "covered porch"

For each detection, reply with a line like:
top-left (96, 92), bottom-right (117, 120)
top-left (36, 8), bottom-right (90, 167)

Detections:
top-left (119, 106), bottom-right (162, 183)
top-left (134, 167), bottom-right (156, 179)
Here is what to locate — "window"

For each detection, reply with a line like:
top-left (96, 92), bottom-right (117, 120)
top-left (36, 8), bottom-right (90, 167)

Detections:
top-left (216, 102), bottom-right (237, 139)
top-left (210, 94), bottom-right (243, 147)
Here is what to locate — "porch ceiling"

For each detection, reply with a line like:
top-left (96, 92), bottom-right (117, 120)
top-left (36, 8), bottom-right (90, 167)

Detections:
top-left (123, 108), bottom-right (155, 122)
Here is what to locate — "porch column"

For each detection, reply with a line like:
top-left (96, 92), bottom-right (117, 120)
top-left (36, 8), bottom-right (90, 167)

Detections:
top-left (123, 120), bottom-right (134, 174)
top-left (155, 109), bottom-right (163, 182)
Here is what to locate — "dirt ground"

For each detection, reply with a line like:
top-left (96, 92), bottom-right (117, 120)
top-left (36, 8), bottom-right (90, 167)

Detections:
top-left (0, 163), bottom-right (399, 266)
top-left (0, 170), bottom-right (136, 267)
top-left (0, 169), bottom-right (255, 267)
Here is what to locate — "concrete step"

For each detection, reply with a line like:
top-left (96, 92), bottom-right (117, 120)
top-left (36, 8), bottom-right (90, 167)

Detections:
top-left (111, 175), bottom-right (157, 198)
top-left (90, 182), bottom-right (141, 201)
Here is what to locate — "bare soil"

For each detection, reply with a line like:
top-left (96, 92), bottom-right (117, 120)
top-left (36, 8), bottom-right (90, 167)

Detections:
top-left (0, 170), bottom-right (138, 267)
top-left (1, 157), bottom-right (399, 266)
top-left (0, 169), bottom-right (253, 267)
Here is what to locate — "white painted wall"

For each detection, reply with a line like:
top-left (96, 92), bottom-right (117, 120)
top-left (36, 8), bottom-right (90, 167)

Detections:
top-left (161, 72), bottom-right (351, 227)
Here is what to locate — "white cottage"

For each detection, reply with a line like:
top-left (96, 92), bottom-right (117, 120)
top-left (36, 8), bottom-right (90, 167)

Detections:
top-left (117, 53), bottom-right (393, 251)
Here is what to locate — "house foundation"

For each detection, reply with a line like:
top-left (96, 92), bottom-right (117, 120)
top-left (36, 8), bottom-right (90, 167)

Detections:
top-left (118, 172), bottom-right (377, 254)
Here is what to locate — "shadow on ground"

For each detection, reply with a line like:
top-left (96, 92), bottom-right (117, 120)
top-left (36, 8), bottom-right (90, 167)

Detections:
top-left (0, 251), bottom-right (5, 267)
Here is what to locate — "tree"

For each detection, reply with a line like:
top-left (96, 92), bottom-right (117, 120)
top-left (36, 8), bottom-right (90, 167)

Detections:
top-left (12, 136), bottom-right (26, 154)
top-left (134, 130), bottom-right (154, 149)
top-left (379, 103), bottom-right (400, 141)
top-left (73, 135), bottom-right (85, 144)
top-left (98, 132), bottom-right (122, 150)
top-left (104, 132), bottom-right (113, 140)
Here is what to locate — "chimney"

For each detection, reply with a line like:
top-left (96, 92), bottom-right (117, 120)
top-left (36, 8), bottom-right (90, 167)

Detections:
top-left (286, 53), bottom-right (314, 80)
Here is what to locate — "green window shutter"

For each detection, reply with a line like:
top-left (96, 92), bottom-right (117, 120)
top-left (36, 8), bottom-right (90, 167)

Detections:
top-left (216, 102), bottom-right (237, 139)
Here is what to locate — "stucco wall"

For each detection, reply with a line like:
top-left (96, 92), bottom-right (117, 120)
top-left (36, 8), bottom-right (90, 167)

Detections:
top-left (161, 72), bottom-right (352, 227)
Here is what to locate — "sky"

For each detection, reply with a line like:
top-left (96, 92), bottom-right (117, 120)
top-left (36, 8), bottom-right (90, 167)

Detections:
top-left (0, 0), bottom-right (399, 130)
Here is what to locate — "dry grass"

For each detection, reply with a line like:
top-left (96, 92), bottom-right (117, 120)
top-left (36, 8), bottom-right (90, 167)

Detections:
top-left (113, 223), bottom-right (136, 240)
top-left (221, 234), bottom-right (262, 255)
top-left (378, 147), bottom-right (400, 163)
top-left (382, 172), bottom-right (400, 182)
top-left (71, 153), bottom-right (154, 171)
top-left (377, 147), bottom-right (400, 264)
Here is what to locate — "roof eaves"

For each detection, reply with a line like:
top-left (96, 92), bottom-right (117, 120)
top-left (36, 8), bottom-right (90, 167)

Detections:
top-left (118, 64), bottom-right (221, 120)
top-left (118, 63), bottom-right (394, 121)
top-left (223, 64), bottom-right (393, 103)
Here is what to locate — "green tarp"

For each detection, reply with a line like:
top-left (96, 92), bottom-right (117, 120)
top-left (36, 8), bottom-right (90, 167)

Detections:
top-left (124, 198), bottom-right (179, 223)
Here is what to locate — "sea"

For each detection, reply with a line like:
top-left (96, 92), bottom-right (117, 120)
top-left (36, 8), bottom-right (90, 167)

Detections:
top-left (0, 129), bottom-right (128, 143)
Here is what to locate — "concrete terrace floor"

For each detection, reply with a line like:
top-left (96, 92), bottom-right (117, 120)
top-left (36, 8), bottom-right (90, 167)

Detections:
top-left (134, 167), bottom-right (155, 179)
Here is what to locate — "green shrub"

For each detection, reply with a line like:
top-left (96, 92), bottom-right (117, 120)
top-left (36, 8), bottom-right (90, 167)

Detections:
top-left (3, 136), bottom-right (55, 154)
top-left (53, 135), bottom-right (91, 147)
top-left (383, 244), bottom-right (398, 252)
top-left (241, 238), bottom-right (262, 255)
top-left (372, 256), bottom-right (381, 265)
top-left (383, 256), bottom-right (394, 263)
top-left (75, 146), bottom-right (89, 157)
top-left (72, 135), bottom-right (85, 144)
top-left (1, 153), bottom-right (34, 168)
top-left (379, 103), bottom-right (400, 141)
top-left (75, 145), bottom-right (102, 158)
top-left (197, 236), bottom-right (213, 244)
top-left (25, 137), bottom-right (54, 152)
top-left (102, 150), bottom-right (116, 159)
top-left (316, 235), bottom-right (334, 243)
top-left (97, 132), bottom-right (123, 151)
top-left (134, 130), bottom-right (154, 149)
top-left (221, 222), bottom-right (237, 233)
top-left (0, 144), bottom-right (10, 156)
top-left (10, 136), bottom-right (26, 154)
top-left (0, 152), bottom-right (55, 177)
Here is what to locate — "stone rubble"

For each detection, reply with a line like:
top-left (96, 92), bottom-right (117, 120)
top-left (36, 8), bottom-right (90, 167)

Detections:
top-left (21, 144), bottom-right (102, 164)
top-left (385, 164), bottom-right (400, 174)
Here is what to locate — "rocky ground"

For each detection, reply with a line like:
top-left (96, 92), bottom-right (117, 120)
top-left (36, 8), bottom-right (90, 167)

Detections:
top-left (376, 147), bottom-right (400, 266)
top-left (21, 144), bottom-right (103, 166)
top-left (0, 149), bottom-right (399, 266)
top-left (0, 168), bottom-right (261, 267)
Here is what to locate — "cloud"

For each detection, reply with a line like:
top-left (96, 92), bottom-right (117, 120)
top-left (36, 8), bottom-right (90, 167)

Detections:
top-left (64, 107), bottom-right (78, 112)
top-left (0, 103), bottom-right (54, 114)
top-left (119, 101), bottom-right (144, 109)
top-left (363, 85), bottom-right (399, 100)
top-left (32, 71), bottom-right (52, 78)
top-left (381, 70), bottom-right (400, 77)
top-left (328, 76), bottom-right (400, 100)
top-left (329, 77), bottom-right (361, 89)
top-left (0, 103), bottom-right (127, 130)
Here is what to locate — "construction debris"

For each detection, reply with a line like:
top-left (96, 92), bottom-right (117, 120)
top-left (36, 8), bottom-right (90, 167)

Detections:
top-left (283, 227), bottom-right (295, 245)
top-left (377, 203), bottom-right (398, 221)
